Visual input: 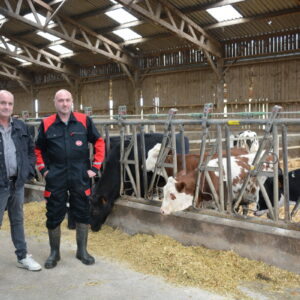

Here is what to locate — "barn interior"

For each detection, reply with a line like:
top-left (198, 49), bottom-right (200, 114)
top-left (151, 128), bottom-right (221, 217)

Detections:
top-left (1, 0), bottom-right (300, 297)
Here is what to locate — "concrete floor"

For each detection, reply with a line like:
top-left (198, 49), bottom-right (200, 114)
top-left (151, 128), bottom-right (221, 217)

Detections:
top-left (2, 230), bottom-right (300, 300)
top-left (0, 230), bottom-right (229, 300)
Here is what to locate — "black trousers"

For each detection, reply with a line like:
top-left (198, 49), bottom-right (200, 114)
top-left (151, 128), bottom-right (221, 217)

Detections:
top-left (44, 186), bottom-right (91, 230)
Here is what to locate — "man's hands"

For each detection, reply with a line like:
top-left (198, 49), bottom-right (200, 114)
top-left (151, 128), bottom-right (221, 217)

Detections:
top-left (87, 170), bottom-right (96, 178)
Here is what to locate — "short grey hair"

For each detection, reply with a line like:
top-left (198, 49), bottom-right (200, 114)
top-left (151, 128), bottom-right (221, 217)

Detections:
top-left (0, 90), bottom-right (14, 100)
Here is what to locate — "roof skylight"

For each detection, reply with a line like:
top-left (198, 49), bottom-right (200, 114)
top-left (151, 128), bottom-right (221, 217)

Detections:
top-left (48, 44), bottom-right (73, 55)
top-left (0, 14), bottom-right (7, 25)
top-left (0, 40), bottom-right (17, 52)
top-left (12, 57), bottom-right (31, 64)
top-left (113, 28), bottom-right (141, 41)
top-left (37, 31), bottom-right (60, 42)
top-left (105, 8), bottom-right (137, 24)
top-left (23, 13), bottom-right (54, 26)
top-left (206, 5), bottom-right (242, 22)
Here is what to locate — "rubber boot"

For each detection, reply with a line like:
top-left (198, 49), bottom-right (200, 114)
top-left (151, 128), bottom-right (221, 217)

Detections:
top-left (76, 223), bottom-right (95, 265)
top-left (44, 226), bottom-right (61, 269)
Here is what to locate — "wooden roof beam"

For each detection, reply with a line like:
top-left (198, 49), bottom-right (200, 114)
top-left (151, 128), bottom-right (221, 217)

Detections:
top-left (116, 0), bottom-right (222, 58)
top-left (0, 34), bottom-right (77, 76)
top-left (0, 60), bottom-right (32, 93)
top-left (0, 0), bottom-right (135, 67)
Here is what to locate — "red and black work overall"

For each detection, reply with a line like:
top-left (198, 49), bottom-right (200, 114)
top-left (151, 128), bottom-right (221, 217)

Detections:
top-left (35, 112), bottom-right (105, 229)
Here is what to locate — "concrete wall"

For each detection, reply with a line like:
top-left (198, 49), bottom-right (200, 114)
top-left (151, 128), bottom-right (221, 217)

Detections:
top-left (106, 199), bottom-right (300, 274)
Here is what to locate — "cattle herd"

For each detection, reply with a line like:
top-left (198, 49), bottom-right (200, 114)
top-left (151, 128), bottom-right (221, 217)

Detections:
top-left (89, 130), bottom-right (300, 231)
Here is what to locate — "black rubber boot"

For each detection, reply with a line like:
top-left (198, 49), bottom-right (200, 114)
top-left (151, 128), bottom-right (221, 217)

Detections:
top-left (76, 223), bottom-right (95, 265)
top-left (45, 226), bottom-right (61, 269)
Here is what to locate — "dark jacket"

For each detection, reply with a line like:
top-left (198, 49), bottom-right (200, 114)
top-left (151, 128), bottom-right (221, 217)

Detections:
top-left (35, 112), bottom-right (105, 191)
top-left (0, 118), bottom-right (36, 188)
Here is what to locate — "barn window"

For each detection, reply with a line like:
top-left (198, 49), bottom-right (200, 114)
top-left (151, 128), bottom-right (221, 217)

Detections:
top-left (105, 8), bottom-right (137, 24)
top-left (23, 13), bottom-right (54, 26)
top-left (34, 99), bottom-right (39, 118)
top-left (48, 45), bottom-right (73, 55)
top-left (113, 28), bottom-right (141, 41)
top-left (36, 31), bottom-right (60, 42)
top-left (206, 5), bottom-right (242, 22)
top-left (109, 99), bottom-right (114, 120)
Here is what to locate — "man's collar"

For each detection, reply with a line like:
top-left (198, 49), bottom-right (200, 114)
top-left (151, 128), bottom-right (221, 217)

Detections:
top-left (55, 112), bottom-right (76, 124)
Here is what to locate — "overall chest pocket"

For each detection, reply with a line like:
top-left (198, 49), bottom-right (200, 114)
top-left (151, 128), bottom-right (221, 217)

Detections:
top-left (70, 132), bottom-right (88, 151)
top-left (46, 132), bottom-right (65, 153)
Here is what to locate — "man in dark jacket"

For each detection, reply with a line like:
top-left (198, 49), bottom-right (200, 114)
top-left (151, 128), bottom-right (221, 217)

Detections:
top-left (0, 90), bottom-right (41, 271)
top-left (35, 89), bottom-right (105, 269)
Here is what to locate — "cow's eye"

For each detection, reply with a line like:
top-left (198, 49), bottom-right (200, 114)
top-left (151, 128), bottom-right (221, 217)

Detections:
top-left (170, 193), bottom-right (176, 200)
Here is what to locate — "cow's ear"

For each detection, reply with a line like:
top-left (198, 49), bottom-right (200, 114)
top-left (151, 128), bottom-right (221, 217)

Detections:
top-left (176, 181), bottom-right (185, 192)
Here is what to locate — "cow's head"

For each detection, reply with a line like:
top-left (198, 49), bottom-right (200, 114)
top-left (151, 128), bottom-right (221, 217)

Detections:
top-left (145, 143), bottom-right (161, 172)
top-left (161, 171), bottom-right (195, 215)
top-left (236, 130), bottom-right (259, 153)
top-left (90, 194), bottom-right (110, 232)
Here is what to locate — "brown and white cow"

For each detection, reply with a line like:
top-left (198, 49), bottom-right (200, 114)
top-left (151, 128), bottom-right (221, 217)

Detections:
top-left (146, 143), bottom-right (248, 177)
top-left (161, 151), bottom-right (274, 215)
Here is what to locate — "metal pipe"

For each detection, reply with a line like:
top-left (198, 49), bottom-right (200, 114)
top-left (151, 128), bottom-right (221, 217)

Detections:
top-left (179, 124), bottom-right (186, 172)
top-left (217, 125), bottom-right (224, 212)
top-left (272, 125), bottom-right (279, 221)
top-left (225, 125), bottom-right (233, 213)
top-left (140, 125), bottom-right (148, 199)
top-left (281, 125), bottom-right (291, 221)
top-left (171, 124), bottom-right (177, 176)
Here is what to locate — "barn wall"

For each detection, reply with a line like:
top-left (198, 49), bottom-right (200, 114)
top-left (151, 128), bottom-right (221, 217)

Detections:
top-left (6, 58), bottom-right (300, 117)
top-left (12, 90), bottom-right (33, 116)
top-left (142, 69), bottom-right (218, 114)
top-left (225, 59), bottom-right (300, 112)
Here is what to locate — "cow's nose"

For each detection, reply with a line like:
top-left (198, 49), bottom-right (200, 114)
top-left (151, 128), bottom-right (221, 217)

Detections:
top-left (160, 208), bottom-right (165, 214)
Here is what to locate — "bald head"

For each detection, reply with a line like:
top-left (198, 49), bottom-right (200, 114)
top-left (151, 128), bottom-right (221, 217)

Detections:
top-left (53, 89), bottom-right (73, 117)
top-left (54, 89), bottom-right (73, 102)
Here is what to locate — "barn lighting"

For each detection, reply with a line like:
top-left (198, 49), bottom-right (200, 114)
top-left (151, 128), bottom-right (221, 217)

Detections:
top-left (206, 5), bottom-right (242, 22)
top-left (24, 13), bottom-right (54, 26)
top-left (113, 28), bottom-right (141, 41)
top-left (37, 31), bottom-right (60, 41)
top-left (48, 44), bottom-right (73, 55)
top-left (105, 8), bottom-right (137, 24)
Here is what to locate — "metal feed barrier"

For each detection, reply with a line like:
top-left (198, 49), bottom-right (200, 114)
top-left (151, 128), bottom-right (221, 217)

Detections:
top-left (26, 106), bottom-right (300, 229)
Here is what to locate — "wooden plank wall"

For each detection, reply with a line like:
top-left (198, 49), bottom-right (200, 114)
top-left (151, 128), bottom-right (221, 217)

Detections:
top-left (142, 69), bottom-right (218, 114)
top-left (8, 58), bottom-right (300, 117)
top-left (225, 59), bottom-right (300, 114)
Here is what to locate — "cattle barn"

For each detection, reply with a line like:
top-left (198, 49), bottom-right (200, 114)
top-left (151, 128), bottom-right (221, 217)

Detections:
top-left (1, 0), bottom-right (300, 281)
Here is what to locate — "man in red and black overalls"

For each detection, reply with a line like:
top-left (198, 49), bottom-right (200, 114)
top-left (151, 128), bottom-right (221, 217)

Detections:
top-left (35, 89), bottom-right (105, 269)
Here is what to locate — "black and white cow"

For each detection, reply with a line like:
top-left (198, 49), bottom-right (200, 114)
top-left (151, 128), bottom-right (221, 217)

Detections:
top-left (90, 133), bottom-right (189, 231)
top-left (255, 168), bottom-right (300, 217)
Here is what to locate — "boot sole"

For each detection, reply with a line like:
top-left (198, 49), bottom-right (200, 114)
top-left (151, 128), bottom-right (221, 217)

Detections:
top-left (76, 255), bottom-right (95, 265)
top-left (44, 257), bottom-right (60, 269)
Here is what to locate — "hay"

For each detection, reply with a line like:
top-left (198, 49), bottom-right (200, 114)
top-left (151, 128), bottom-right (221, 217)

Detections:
top-left (286, 158), bottom-right (300, 171)
top-left (2, 201), bottom-right (300, 299)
